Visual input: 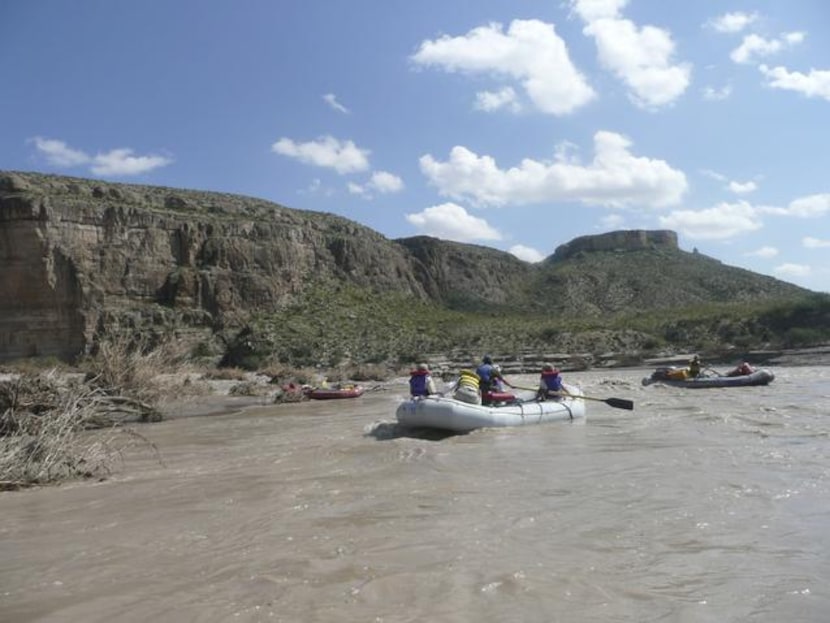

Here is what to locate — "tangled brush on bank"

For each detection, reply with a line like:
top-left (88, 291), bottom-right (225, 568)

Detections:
top-left (0, 368), bottom-right (163, 490)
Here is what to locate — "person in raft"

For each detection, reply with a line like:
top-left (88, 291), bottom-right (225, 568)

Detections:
top-left (726, 361), bottom-right (755, 377)
top-left (409, 362), bottom-right (437, 397)
top-left (453, 369), bottom-right (482, 405)
top-left (537, 363), bottom-right (569, 401)
top-left (475, 355), bottom-right (513, 404)
top-left (688, 354), bottom-right (702, 378)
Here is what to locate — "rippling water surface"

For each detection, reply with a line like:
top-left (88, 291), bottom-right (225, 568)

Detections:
top-left (2, 366), bottom-right (829, 622)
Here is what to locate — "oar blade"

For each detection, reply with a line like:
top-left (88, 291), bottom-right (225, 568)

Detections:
top-left (605, 397), bottom-right (634, 410)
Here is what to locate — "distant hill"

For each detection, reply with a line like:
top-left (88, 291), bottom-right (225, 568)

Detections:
top-left (396, 229), bottom-right (809, 316)
top-left (0, 170), bottom-right (823, 368)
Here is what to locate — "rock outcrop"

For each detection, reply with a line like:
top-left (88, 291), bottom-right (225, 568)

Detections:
top-left (0, 172), bottom-right (427, 361)
top-left (550, 229), bottom-right (678, 262)
top-left (0, 171), bottom-right (813, 364)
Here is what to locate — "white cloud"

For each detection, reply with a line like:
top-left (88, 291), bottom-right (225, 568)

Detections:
top-left (760, 193), bottom-right (830, 218)
top-left (350, 171), bottom-right (405, 197)
top-left (411, 19), bottom-right (595, 115)
top-left (569, 0), bottom-right (627, 22)
top-left (419, 130), bottom-right (687, 209)
top-left (571, 1), bottom-right (691, 109)
top-left (701, 169), bottom-right (727, 182)
top-left (702, 170), bottom-right (758, 194)
top-left (707, 12), bottom-right (758, 34)
top-left (91, 149), bottom-right (172, 176)
top-left (347, 181), bottom-right (365, 195)
top-left (474, 87), bottom-right (521, 112)
top-left (272, 135), bottom-right (370, 174)
top-left (730, 32), bottom-right (805, 64)
top-left (509, 244), bottom-right (545, 263)
top-left (659, 200), bottom-right (762, 239)
top-left (774, 263), bottom-right (811, 278)
top-left (745, 246), bottom-right (778, 258)
top-left (804, 236), bottom-right (830, 249)
top-left (323, 93), bottom-right (350, 114)
top-left (728, 180), bottom-right (757, 194)
top-left (30, 137), bottom-right (90, 167)
top-left (405, 202), bottom-right (502, 243)
top-left (30, 137), bottom-right (172, 176)
top-left (368, 171), bottom-right (404, 194)
top-left (759, 64), bottom-right (830, 101)
top-left (702, 85), bottom-right (732, 101)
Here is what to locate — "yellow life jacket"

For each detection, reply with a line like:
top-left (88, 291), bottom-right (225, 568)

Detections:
top-left (457, 369), bottom-right (480, 389)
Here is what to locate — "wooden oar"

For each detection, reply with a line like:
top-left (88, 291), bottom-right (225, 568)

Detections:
top-left (512, 385), bottom-right (634, 411)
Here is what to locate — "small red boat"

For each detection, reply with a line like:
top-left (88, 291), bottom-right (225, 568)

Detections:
top-left (305, 384), bottom-right (365, 400)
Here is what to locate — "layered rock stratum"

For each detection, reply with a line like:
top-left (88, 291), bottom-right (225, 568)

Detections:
top-left (0, 171), bottom-right (812, 364)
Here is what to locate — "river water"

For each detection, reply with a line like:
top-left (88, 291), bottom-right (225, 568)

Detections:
top-left (1, 366), bottom-right (829, 622)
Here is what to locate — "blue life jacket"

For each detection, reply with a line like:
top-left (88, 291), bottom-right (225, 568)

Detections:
top-left (475, 362), bottom-right (496, 392)
top-left (409, 369), bottom-right (431, 396)
top-left (541, 370), bottom-right (563, 392)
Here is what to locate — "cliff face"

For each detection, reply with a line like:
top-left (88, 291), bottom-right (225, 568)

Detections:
top-left (395, 235), bottom-right (533, 310)
top-left (0, 171), bottom-right (812, 364)
top-left (0, 172), bottom-right (427, 360)
top-left (550, 229), bottom-right (678, 262)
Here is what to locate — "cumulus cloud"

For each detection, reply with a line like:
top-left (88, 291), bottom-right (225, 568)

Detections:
top-left (30, 137), bottom-right (90, 167)
top-left (730, 32), bottom-right (805, 64)
top-left (323, 93), bottom-right (350, 114)
top-left (707, 12), bottom-right (758, 34)
top-left (349, 171), bottom-right (405, 197)
top-left (745, 246), bottom-right (779, 258)
top-left (774, 263), bottom-right (811, 278)
top-left (728, 180), bottom-right (757, 194)
top-left (90, 149), bottom-right (173, 176)
top-left (760, 193), bottom-right (830, 218)
top-left (474, 87), bottom-right (521, 112)
top-left (405, 202), bottom-right (502, 243)
top-left (570, 0), bottom-right (691, 109)
top-left (509, 244), bottom-right (545, 263)
top-left (411, 19), bottom-right (595, 115)
top-left (658, 200), bottom-right (762, 239)
top-left (419, 130), bottom-right (687, 209)
top-left (367, 171), bottom-right (404, 193)
top-left (759, 64), bottom-right (830, 101)
top-left (569, 0), bottom-right (627, 22)
top-left (272, 135), bottom-right (370, 174)
top-left (702, 169), bottom-right (758, 194)
top-left (29, 137), bottom-right (172, 176)
top-left (803, 236), bottom-right (830, 249)
top-left (702, 84), bottom-right (732, 101)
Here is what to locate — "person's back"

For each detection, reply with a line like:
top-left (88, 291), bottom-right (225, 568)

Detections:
top-left (453, 369), bottom-right (481, 404)
top-left (688, 355), bottom-right (701, 378)
top-left (409, 363), bottom-right (436, 397)
top-left (727, 361), bottom-right (754, 377)
top-left (538, 364), bottom-right (564, 400)
top-left (475, 355), bottom-right (496, 394)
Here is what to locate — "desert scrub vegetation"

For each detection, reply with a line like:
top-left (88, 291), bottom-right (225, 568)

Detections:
top-left (0, 335), bottom-right (192, 490)
top-left (0, 371), bottom-right (162, 490)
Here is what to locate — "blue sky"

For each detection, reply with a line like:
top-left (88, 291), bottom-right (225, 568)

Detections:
top-left (2, 0), bottom-right (829, 293)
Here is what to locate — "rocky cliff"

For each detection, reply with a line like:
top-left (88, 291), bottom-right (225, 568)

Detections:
top-left (0, 172), bottom-right (428, 361)
top-left (550, 229), bottom-right (678, 262)
top-left (395, 235), bottom-right (533, 310)
top-left (0, 171), bottom-right (814, 365)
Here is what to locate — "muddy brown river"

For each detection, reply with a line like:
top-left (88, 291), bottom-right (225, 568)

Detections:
top-left (2, 366), bottom-right (829, 622)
